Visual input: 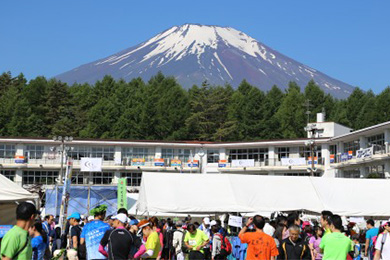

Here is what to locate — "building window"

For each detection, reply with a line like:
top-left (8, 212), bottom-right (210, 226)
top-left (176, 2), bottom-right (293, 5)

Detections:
top-left (68, 146), bottom-right (89, 160)
top-left (276, 147), bottom-right (290, 161)
top-left (343, 141), bottom-right (360, 155)
top-left (23, 171), bottom-right (58, 185)
top-left (26, 145), bottom-right (44, 159)
top-left (207, 150), bottom-right (220, 163)
top-left (284, 172), bottom-right (321, 177)
top-left (1, 170), bottom-right (16, 181)
top-left (122, 147), bottom-right (155, 164)
top-left (162, 148), bottom-right (194, 161)
top-left (227, 148), bottom-right (268, 162)
top-left (367, 134), bottom-right (385, 152)
top-left (0, 144), bottom-right (16, 159)
top-left (343, 169), bottom-right (360, 178)
top-left (121, 172), bottom-right (142, 187)
top-left (329, 145), bottom-right (337, 155)
top-left (70, 172), bottom-right (86, 185)
top-left (299, 146), bottom-right (322, 159)
top-left (91, 147), bottom-right (114, 161)
top-left (92, 172), bottom-right (113, 184)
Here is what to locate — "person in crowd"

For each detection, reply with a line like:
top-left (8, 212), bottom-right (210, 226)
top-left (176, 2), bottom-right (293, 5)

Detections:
top-left (211, 225), bottom-right (228, 260)
top-left (184, 223), bottom-right (210, 260)
top-left (351, 234), bottom-right (361, 260)
top-left (172, 221), bottom-right (185, 260)
top-left (283, 212), bottom-right (301, 240)
top-left (278, 225), bottom-right (311, 260)
top-left (365, 219), bottom-right (379, 259)
top-left (309, 226), bottom-right (323, 260)
top-left (42, 214), bottom-right (54, 259)
top-left (301, 221), bottom-right (313, 243)
top-left (239, 215), bottom-right (279, 260)
top-left (135, 220), bottom-right (161, 259)
top-left (264, 218), bottom-right (276, 237)
top-left (149, 216), bottom-right (164, 259)
top-left (67, 212), bottom-right (83, 260)
top-left (30, 221), bottom-right (48, 260)
top-left (319, 214), bottom-right (352, 260)
top-left (374, 221), bottom-right (390, 260)
top-left (80, 205), bottom-right (110, 260)
top-left (1, 202), bottom-right (38, 260)
top-left (117, 208), bottom-right (128, 216)
top-left (199, 217), bottom-right (212, 259)
top-left (273, 223), bottom-right (286, 249)
top-left (105, 215), bottom-right (114, 228)
top-left (320, 211), bottom-right (333, 237)
top-left (99, 213), bottom-right (135, 260)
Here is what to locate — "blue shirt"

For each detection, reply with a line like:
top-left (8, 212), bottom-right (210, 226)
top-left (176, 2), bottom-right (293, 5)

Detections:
top-left (366, 227), bottom-right (379, 247)
top-left (80, 220), bottom-right (110, 260)
top-left (31, 235), bottom-right (46, 260)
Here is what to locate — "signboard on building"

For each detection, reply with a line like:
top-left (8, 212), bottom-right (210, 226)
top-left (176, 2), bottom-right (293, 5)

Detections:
top-left (281, 158), bottom-right (306, 166)
top-left (218, 160), bottom-right (228, 168)
top-left (131, 158), bottom-right (145, 166)
top-left (348, 151), bottom-right (353, 159)
top-left (117, 178), bottom-right (127, 210)
top-left (154, 158), bottom-right (165, 167)
top-left (80, 158), bottom-right (102, 172)
top-left (187, 160), bottom-right (199, 167)
top-left (231, 159), bottom-right (255, 167)
top-left (330, 154), bottom-right (335, 163)
top-left (341, 153), bottom-right (349, 162)
top-left (357, 147), bottom-right (373, 159)
top-left (171, 159), bottom-right (181, 167)
top-left (14, 155), bottom-right (25, 164)
top-left (308, 157), bottom-right (318, 165)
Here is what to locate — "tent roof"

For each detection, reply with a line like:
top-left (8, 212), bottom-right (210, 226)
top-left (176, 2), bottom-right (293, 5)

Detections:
top-left (137, 172), bottom-right (390, 217)
top-left (0, 174), bottom-right (38, 203)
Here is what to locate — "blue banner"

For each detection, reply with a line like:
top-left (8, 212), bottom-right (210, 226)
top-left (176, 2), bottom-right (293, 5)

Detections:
top-left (0, 225), bottom-right (13, 238)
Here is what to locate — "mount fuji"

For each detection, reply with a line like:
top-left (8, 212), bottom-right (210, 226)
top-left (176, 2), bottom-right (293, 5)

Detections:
top-left (56, 24), bottom-right (354, 98)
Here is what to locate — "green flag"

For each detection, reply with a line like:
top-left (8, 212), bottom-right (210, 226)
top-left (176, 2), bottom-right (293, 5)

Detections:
top-left (117, 178), bottom-right (127, 210)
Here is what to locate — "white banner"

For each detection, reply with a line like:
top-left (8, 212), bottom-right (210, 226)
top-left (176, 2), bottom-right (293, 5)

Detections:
top-left (231, 159), bottom-right (255, 167)
top-left (80, 158), bottom-right (102, 172)
top-left (228, 215), bottom-right (243, 228)
top-left (281, 158), bottom-right (306, 166)
top-left (356, 147), bottom-right (373, 159)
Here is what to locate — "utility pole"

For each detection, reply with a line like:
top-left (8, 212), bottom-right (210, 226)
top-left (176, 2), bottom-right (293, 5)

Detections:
top-left (53, 136), bottom-right (73, 184)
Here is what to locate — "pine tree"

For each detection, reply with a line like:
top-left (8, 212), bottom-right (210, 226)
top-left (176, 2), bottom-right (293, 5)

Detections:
top-left (262, 85), bottom-right (285, 139)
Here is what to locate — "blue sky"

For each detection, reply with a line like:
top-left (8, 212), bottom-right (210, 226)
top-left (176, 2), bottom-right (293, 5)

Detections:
top-left (0, 0), bottom-right (389, 93)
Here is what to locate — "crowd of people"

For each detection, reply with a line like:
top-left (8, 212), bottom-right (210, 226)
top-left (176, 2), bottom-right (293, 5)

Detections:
top-left (1, 202), bottom-right (390, 260)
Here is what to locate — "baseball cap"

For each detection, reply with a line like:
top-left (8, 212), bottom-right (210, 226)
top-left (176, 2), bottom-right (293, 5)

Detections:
top-left (67, 212), bottom-right (81, 220)
top-left (210, 220), bottom-right (217, 226)
top-left (112, 213), bottom-right (128, 224)
top-left (130, 219), bottom-right (139, 226)
top-left (302, 221), bottom-right (311, 229)
top-left (88, 216), bottom-right (94, 221)
top-left (203, 217), bottom-right (211, 225)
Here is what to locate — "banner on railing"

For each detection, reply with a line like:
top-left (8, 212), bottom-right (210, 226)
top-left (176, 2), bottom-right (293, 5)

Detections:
top-left (357, 147), bottom-right (373, 159)
top-left (14, 155), bottom-right (25, 164)
top-left (308, 157), bottom-right (318, 165)
top-left (131, 158), bottom-right (145, 166)
top-left (330, 154), bottom-right (335, 163)
top-left (187, 160), bottom-right (199, 167)
top-left (80, 158), bottom-right (102, 172)
top-left (218, 160), bottom-right (228, 168)
top-left (154, 158), bottom-right (165, 167)
top-left (341, 153), bottom-right (349, 161)
top-left (281, 158), bottom-right (306, 166)
top-left (232, 159), bottom-right (255, 167)
top-left (171, 159), bottom-right (181, 167)
top-left (348, 151), bottom-right (353, 159)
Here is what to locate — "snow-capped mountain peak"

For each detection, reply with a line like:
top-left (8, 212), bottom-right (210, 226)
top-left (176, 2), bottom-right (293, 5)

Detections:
top-left (56, 24), bottom-right (354, 98)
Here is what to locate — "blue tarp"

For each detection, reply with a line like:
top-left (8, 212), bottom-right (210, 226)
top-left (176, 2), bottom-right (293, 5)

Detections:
top-left (45, 186), bottom-right (118, 216)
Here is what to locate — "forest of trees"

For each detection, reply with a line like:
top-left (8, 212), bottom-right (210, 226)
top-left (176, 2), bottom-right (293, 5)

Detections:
top-left (0, 71), bottom-right (389, 142)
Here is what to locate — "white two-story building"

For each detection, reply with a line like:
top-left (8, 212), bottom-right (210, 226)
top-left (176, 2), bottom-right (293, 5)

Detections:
top-left (0, 113), bottom-right (389, 190)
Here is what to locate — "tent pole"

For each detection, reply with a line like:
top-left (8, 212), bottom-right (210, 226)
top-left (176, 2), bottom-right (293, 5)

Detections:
top-left (87, 171), bottom-right (91, 214)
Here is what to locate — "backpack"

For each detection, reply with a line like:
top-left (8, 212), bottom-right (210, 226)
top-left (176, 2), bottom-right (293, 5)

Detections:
top-left (163, 229), bottom-right (176, 254)
top-left (216, 233), bottom-right (232, 257)
top-left (179, 230), bottom-right (189, 254)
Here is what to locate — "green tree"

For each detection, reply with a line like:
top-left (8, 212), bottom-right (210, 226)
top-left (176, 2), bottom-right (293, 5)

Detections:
top-left (262, 85), bottom-right (285, 139)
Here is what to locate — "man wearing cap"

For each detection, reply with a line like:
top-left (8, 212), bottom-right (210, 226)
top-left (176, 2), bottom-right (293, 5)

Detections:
top-left (67, 212), bottom-right (82, 260)
top-left (1, 202), bottom-right (38, 260)
top-left (80, 205), bottom-right (110, 260)
top-left (99, 213), bottom-right (135, 260)
top-left (173, 221), bottom-right (185, 260)
top-left (199, 217), bottom-right (211, 259)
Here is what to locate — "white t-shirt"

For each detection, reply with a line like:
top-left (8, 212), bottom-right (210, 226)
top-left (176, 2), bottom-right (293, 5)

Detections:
top-left (375, 233), bottom-right (390, 260)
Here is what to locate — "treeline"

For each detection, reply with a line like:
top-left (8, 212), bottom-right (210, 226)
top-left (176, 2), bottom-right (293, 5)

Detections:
top-left (0, 71), bottom-right (389, 141)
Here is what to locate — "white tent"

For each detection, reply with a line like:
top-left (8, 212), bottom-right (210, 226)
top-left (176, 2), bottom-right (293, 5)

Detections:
top-left (0, 174), bottom-right (39, 224)
top-left (137, 172), bottom-right (390, 217)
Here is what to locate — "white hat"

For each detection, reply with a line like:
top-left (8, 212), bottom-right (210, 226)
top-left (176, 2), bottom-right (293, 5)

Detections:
top-left (112, 213), bottom-right (128, 224)
top-left (210, 220), bottom-right (217, 226)
top-left (203, 217), bottom-right (211, 225)
top-left (88, 216), bottom-right (94, 221)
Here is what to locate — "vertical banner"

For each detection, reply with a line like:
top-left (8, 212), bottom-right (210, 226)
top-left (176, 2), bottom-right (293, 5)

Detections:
top-left (59, 158), bottom-right (73, 231)
top-left (330, 154), bottom-right (335, 163)
top-left (117, 178), bottom-right (127, 210)
top-left (348, 151), bottom-right (353, 159)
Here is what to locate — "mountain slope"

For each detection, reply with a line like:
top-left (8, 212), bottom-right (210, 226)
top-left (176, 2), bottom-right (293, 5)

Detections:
top-left (56, 24), bottom-right (354, 98)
